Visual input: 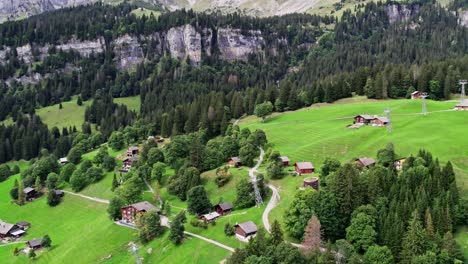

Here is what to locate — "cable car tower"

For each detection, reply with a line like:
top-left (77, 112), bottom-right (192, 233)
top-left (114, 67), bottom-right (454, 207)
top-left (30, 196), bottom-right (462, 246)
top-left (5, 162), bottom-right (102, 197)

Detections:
top-left (384, 109), bottom-right (392, 133)
top-left (420, 92), bottom-right (428, 115)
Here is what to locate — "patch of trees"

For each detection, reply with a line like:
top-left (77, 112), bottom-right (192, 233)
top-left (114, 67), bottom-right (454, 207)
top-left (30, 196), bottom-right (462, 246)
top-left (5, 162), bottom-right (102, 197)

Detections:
top-left (69, 160), bottom-right (104, 191)
top-left (283, 145), bottom-right (464, 262)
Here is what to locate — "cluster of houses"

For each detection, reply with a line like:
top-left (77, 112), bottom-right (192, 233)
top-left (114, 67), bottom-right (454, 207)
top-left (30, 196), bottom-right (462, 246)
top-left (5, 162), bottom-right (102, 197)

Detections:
top-left (0, 221), bottom-right (29, 240)
top-left (120, 146), bottom-right (140, 173)
top-left (352, 114), bottom-right (389, 128)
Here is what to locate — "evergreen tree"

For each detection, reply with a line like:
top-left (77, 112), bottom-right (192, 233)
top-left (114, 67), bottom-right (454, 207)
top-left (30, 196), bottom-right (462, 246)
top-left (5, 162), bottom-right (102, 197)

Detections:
top-left (169, 211), bottom-right (186, 245)
top-left (400, 211), bottom-right (428, 263)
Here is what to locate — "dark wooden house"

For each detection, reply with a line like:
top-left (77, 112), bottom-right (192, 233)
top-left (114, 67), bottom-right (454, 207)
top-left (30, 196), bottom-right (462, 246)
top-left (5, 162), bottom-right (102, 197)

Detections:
top-left (121, 201), bottom-right (160, 223)
top-left (214, 202), bottom-right (233, 215)
top-left (23, 187), bottom-right (36, 200)
top-left (26, 238), bottom-right (43, 250)
top-left (356, 157), bottom-right (376, 168)
top-left (127, 146), bottom-right (139, 157)
top-left (354, 115), bottom-right (374, 125)
top-left (16, 221), bottom-right (30, 230)
top-left (235, 221), bottom-right (258, 239)
top-left (278, 156), bottom-right (290, 167)
top-left (294, 162), bottom-right (314, 175)
top-left (370, 117), bottom-right (389, 126)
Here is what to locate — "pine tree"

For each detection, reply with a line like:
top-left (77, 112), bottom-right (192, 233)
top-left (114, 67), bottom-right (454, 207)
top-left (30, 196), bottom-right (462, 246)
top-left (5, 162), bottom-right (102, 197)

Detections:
top-left (169, 211), bottom-right (186, 245)
top-left (302, 215), bottom-right (322, 255)
top-left (400, 211), bottom-right (427, 263)
top-left (34, 176), bottom-right (41, 193)
top-left (424, 208), bottom-right (435, 240)
top-left (269, 220), bottom-right (284, 245)
top-left (17, 180), bottom-right (25, 205)
top-left (111, 173), bottom-right (119, 191)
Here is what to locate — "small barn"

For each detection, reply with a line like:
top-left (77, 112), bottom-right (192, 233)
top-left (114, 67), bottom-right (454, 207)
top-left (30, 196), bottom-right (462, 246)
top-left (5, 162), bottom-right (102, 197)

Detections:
top-left (59, 157), bottom-right (68, 165)
top-left (411, 91), bottom-right (421, 99)
top-left (54, 190), bottom-right (64, 197)
top-left (23, 187), bottom-right (36, 200)
top-left (127, 146), bottom-right (139, 157)
top-left (235, 221), bottom-right (258, 240)
top-left (200, 212), bottom-right (220, 223)
top-left (214, 202), bottom-right (233, 215)
top-left (455, 100), bottom-right (468, 110)
top-left (26, 238), bottom-right (43, 250)
top-left (16, 221), bottom-right (30, 230)
top-left (370, 117), bottom-right (389, 126)
top-left (304, 177), bottom-right (319, 191)
top-left (278, 156), bottom-right (290, 167)
top-left (228, 157), bottom-right (242, 167)
top-left (356, 157), bottom-right (376, 168)
top-left (354, 115), bottom-right (374, 125)
top-left (121, 201), bottom-right (160, 223)
top-left (294, 162), bottom-right (314, 175)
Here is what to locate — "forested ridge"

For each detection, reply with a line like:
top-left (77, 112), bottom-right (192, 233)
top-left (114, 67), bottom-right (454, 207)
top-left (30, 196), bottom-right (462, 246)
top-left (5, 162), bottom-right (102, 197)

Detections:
top-left (0, 1), bottom-right (466, 164)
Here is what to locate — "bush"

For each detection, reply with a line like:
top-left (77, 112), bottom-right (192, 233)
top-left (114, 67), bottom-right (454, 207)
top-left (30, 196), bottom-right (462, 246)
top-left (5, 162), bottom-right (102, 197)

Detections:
top-left (190, 219), bottom-right (208, 229)
top-left (224, 223), bottom-right (235, 236)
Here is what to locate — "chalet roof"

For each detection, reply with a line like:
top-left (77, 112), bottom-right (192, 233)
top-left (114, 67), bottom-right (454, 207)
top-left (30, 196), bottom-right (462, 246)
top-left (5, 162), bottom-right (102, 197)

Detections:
top-left (0, 222), bottom-right (16, 235)
top-left (295, 162), bottom-right (314, 170)
top-left (279, 156), bottom-right (290, 162)
top-left (23, 187), bottom-right (35, 194)
top-left (11, 229), bottom-right (25, 236)
top-left (16, 221), bottom-right (30, 227)
top-left (202, 212), bottom-right (220, 221)
top-left (411, 91), bottom-right (420, 95)
top-left (356, 157), bottom-right (376, 167)
top-left (355, 114), bottom-right (374, 120)
top-left (59, 157), bottom-right (68, 163)
top-left (374, 116), bottom-right (389, 123)
top-left (230, 157), bottom-right (241, 163)
top-left (217, 202), bottom-right (233, 211)
top-left (456, 100), bottom-right (468, 107)
top-left (54, 190), bottom-right (64, 196)
top-left (128, 201), bottom-right (159, 213)
top-left (236, 221), bottom-right (257, 234)
top-left (128, 146), bottom-right (139, 151)
top-left (28, 238), bottom-right (43, 248)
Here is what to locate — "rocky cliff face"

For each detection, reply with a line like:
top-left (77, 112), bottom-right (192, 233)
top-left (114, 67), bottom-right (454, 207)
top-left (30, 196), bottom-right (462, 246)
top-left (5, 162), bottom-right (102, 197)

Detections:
top-left (385, 3), bottom-right (421, 24)
top-left (113, 34), bottom-right (145, 70)
top-left (165, 25), bottom-right (203, 66)
top-left (459, 10), bottom-right (468, 27)
top-left (217, 28), bottom-right (264, 61)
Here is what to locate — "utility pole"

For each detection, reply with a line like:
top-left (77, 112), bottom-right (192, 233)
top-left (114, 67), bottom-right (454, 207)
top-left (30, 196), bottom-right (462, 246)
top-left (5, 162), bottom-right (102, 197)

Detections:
top-left (420, 92), bottom-right (428, 115)
top-left (384, 109), bottom-right (392, 133)
top-left (459, 80), bottom-right (467, 102)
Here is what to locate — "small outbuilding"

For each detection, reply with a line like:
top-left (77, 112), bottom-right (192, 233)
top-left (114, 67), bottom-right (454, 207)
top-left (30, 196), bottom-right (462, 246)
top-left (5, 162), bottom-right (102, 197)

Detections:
top-left (294, 162), bottom-right (314, 175)
top-left (23, 187), bottom-right (36, 200)
top-left (200, 212), bottom-right (220, 223)
top-left (121, 201), bottom-right (160, 223)
top-left (278, 156), bottom-right (290, 167)
top-left (354, 115), bottom-right (374, 125)
top-left (455, 100), bottom-right (468, 110)
top-left (370, 117), bottom-right (389, 126)
top-left (304, 177), bottom-right (319, 191)
top-left (356, 157), bottom-right (376, 168)
top-left (59, 157), bottom-right (68, 165)
top-left (127, 146), bottom-right (139, 157)
top-left (26, 238), bottom-right (43, 250)
top-left (214, 202), bottom-right (233, 215)
top-left (235, 221), bottom-right (258, 240)
top-left (54, 190), bottom-right (64, 197)
top-left (228, 157), bottom-right (242, 167)
top-left (411, 91), bottom-right (421, 99)
top-left (16, 221), bottom-right (30, 230)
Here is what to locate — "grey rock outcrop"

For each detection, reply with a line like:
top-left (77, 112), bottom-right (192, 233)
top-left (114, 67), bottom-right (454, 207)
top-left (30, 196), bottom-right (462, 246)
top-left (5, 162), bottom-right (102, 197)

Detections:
top-left (56, 37), bottom-right (105, 57)
top-left (165, 25), bottom-right (203, 66)
top-left (113, 34), bottom-right (145, 70)
top-left (385, 3), bottom-right (420, 24)
top-left (459, 10), bottom-right (468, 27)
top-left (217, 28), bottom-right (264, 61)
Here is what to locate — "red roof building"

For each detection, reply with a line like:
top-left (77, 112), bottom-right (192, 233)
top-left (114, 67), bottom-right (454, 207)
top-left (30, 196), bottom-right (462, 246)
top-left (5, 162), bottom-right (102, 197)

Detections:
top-left (294, 162), bottom-right (314, 175)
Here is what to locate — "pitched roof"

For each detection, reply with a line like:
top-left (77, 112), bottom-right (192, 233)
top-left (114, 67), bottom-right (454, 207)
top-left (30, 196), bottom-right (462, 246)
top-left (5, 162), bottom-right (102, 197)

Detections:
top-left (23, 187), bottom-right (35, 194)
top-left (236, 221), bottom-right (257, 234)
top-left (411, 91), bottom-right (420, 95)
top-left (128, 201), bottom-right (159, 212)
top-left (202, 212), bottom-right (220, 221)
top-left (229, 157), bottom-right (241, 163)
top-left (54, 190), bottom-right (64, 195)
top-left (0, 221), bottom-right (16, 235)
top-left (279, 156), bottom-right (290, 162)
top-left (295, 162), bottom-right (314, 170)
top-left (217, 202), bottom-right (233, 211)
top-left (28, 238), bottom-right (43, 248)
top-left (356, 157), bottom-right (376, 167)
top-left (59, 157), bottom-right (68, 163)
top-left (11, 229), bottom-right (25, 236)
top-left (374, 116), bottom-right (389, 123)
top-left (128, 146), bottom-right (139, 151)
top-left (355, 114), bottom-right (374, 120)
top-left (16, 221), bottom-right (30, 227)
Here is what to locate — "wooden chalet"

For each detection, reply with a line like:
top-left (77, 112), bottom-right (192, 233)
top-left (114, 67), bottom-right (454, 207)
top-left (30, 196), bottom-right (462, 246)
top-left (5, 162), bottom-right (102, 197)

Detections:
top-left (370, 116), bottom-right (389, 126)
top-left (278, 156), bottom-right (290, 167)
top-left (411, 91), bottom-right (421, 99)
top-left (214, 202), bottom-right (233, 215)
top-left (455, 100), bottom-right (468, 110)
top-left (23, 187), bottom-right (36, 200)
top-left (26, 238), bottom-right (43, 250)
top-left (235, 221), bottom-right (258, 239)
top-left (228, 157), bottom-right (242, 167)
top-left (123, 156), bottom-right (139, 168)
top-left (294, 162), bottom-right (314, 175)
top-left (354, 114), bottom-right (374, 125)
top-left (356, 157), bottom-right (376, 168)
top-left (127, 146), bottom-right (139, 157)
top-left (200, 212), bottom-right (220, 223)
top-left (121, 201), bottom-right (160, 223)
top-left (0, 222), bottom-right (22, 238)
top-left (303, 177), bottom-right (319, 191)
